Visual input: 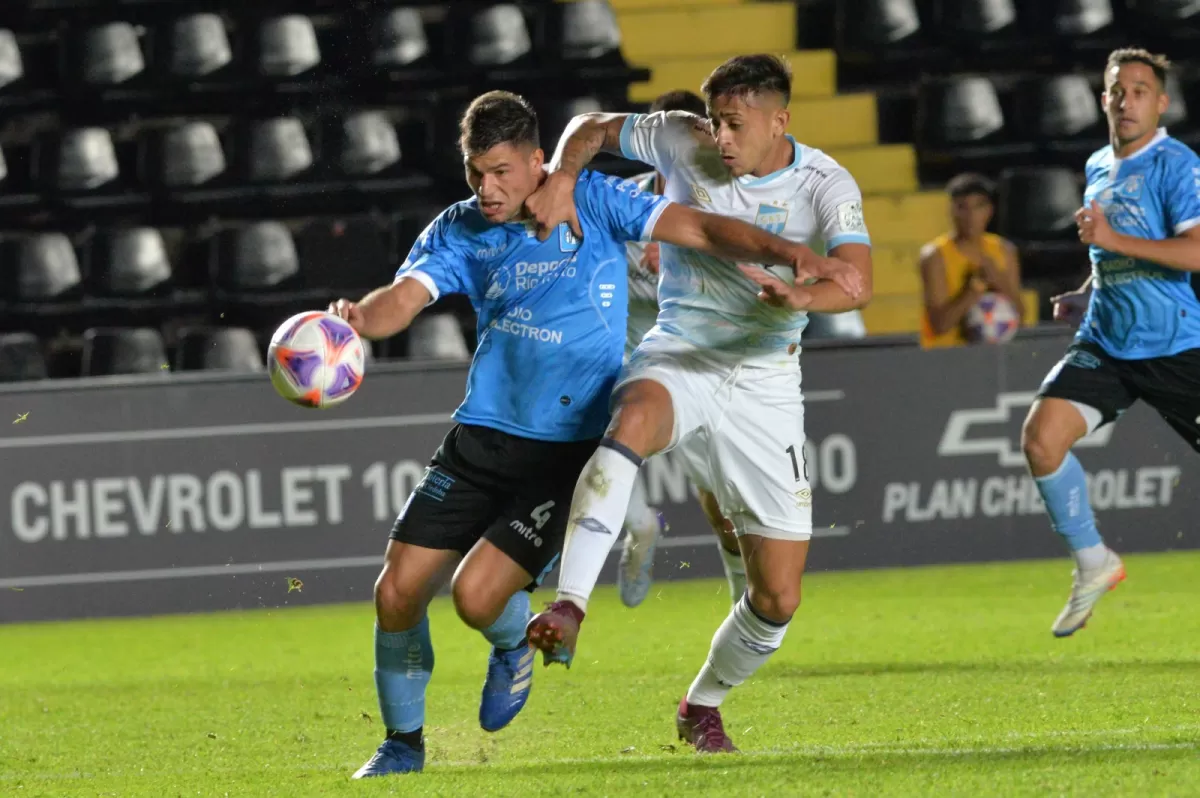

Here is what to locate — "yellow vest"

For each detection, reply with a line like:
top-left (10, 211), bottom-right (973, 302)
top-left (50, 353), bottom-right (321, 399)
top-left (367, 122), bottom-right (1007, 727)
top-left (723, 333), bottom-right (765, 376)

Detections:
top-left (920, 232), bottom-right (1010, 348)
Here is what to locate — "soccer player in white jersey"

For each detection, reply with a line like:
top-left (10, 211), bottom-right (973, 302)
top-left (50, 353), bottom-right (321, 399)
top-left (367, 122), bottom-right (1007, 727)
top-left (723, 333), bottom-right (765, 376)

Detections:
top-left (618, 89), bottom-right (750, 609)
top-left (523, 55), bottom-right (873, 752)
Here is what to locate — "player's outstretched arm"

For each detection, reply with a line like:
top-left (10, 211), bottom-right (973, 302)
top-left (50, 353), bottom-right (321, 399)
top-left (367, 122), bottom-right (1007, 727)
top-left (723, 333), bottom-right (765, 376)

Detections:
top-left (651, 204), bottom-right (868, 304)
top-left (739, 243), bottom-right (874, 313)
top-left (526, 113), bottom-right (630, 241)
top-left (328, 278), bottom-right (431, 341)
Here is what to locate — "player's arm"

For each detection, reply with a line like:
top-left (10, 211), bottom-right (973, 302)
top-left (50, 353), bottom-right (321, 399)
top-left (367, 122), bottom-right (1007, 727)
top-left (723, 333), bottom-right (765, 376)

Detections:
top-left (650, 204), bottom-right (864, 299)
top-left (1082, 210), bottom-right (1200, 271)
top-left (548, 113), bottom-right (630, 178)
top-left (329, 278), bottom-right (431, 340)
top-left (801, 242), bottom-right (873, 313)
top-left (922, 244), bottom-right (985, 335)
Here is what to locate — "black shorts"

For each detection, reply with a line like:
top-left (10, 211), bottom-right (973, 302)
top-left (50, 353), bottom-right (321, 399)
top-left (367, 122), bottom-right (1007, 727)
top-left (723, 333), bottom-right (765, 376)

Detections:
top-left (1037, 341), bottom-right (1200, 451)
top-left (390, 423), bottom-right (600, 589)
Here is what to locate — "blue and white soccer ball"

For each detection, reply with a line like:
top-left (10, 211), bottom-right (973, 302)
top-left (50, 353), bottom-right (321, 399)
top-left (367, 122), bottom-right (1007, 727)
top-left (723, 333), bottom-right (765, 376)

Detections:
top-left (965, 292), bottom-right (1020, 344)
top-left (268, 311), bottom-right (366, 408)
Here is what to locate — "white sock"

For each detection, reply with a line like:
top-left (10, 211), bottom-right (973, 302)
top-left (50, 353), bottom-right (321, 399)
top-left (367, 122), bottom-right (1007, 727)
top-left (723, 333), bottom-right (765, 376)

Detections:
top-left (717, 542), bottom-right (747, 605)
top-left (556, 440), bottom-right (643, 612)
top-left (623, 469), bottom-right (660, 539)
top-left (686, 594), bottom-right (790, 708)
top-left (1074, 542), bottom-right (1110, 571)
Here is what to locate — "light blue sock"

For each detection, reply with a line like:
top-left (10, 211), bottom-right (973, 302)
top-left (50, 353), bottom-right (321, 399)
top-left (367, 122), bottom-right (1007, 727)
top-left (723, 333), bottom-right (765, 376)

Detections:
top-left (480, 591), bottom-right (531, 650)
top-left (374, 616), bottom-right (433, 733)
top-left (1034, 452), bottom-right (1103, 553)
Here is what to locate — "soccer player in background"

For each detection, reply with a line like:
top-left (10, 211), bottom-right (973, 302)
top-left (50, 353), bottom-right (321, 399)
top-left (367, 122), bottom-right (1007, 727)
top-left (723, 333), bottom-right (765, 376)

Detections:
top-left (329, 90), bottom-right (861, 777)
top-left (523, 55), bottom-right (874, 753)
top-left (919, 173), bottom-right (1024, 348)
top-left (1021, 48), bottom-right (1200, 637)
top-left (618, 89), bottom-right (750, 609)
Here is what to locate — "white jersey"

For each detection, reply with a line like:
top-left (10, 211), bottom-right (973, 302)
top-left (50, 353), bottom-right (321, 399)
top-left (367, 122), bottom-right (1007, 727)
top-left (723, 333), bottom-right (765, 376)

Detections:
top-left (621, 110), bottom-right (871, 359)
top-left (624, 172), bottom-right (661, 355)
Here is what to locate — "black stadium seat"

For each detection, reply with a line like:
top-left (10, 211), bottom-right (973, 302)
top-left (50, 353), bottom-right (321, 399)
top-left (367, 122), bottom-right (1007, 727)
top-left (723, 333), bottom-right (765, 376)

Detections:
top-left (56, 128), bottom-right (119, 192)
top-left (81, 327), bottom-right (168, 376)
top-left (92, 228), bottom-right (172, 296)
top-left (0, 332), bottom-right (47, 382)
top-left (1016, 74), bottom-right (1101, 140)
top-left (248, 118), bottom-right (313, 183)
top-left (841, 0), bottom-right (922, 49)
top-left (169, 13), bottom-right (233, 79)
top-left (937, 0), bottom-right (1017, 38)
top-left (562, 1), bottom-right (622, 60)
top-left (218, 222), bottom-right (299, 291)
top-left (338, 111), bottom-right (400, 177)
top-left (175, 327), bottom-right (263, 372)
top-left (15, 233), bottom-right (82, 301)
top-left (80, 22), bottom-right (144, 85)
top-left (469, 5), bottom-right (531, 66)
top-left (1141, 0), bottom-right (1200, 21)
top-left (0, 29), bottom-right (23, 89)
top-left (1053, 0), bottom-right (1113, 36)
top-left (998, 167), bottom-right (1082, 240)
top-left (919, 76), bottom-right (1005, 148)
top-left (159, 121), bottom-right (227, 189)
top-left (373, 8), bottom-right (428, 67)
top-left (259, 15), bottom-right (320, 77)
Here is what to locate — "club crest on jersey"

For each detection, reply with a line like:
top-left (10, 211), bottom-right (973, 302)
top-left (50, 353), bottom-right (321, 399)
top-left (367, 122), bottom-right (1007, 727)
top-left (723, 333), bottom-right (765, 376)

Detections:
top-left (558, 224), bottom-right (581, 253)
top-left (754, 203), bottom-right (789, 235)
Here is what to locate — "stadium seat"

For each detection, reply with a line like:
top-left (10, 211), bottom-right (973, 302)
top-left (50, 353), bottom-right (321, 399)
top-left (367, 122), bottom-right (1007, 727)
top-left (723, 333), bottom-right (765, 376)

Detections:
top-left (294, 215), bottom-right (392, 291)
top-left (937, 0), bottom-right (1016, 37)
top-left (918, 76), bottom-right (1005, 147)
top-left (0, 29), bottom-right (23, 89)
top-left (175, 327), bottom-right (263, 372)
top-left (1161, 72), bottom-right (1188, 129)
top-left (81, 327), bottom-right (168, 376)
top-left (562, 1), bottom-right (622, 60)
top-left (219, 222), bottom-right (299, 290)
top-left (169, 14), bottom-right (232, 79)
top-left (15, 233), bottom-right (82, 301)
top-left (997, 167), bottom-right (1082, 239)
top-left (81, 22), bottom-right (144, 85)
top-left (1140, 0), bottom-right (1200, 20)
top-left (0, 332), bottom-right (47, 382)
top-left (340, 111), bottom-right (400, 176)
top-left (469, 5), bottom-right (531, 66)
top-left (1019, 74), bottom-right (1101, 139)
top-left (0, 144), bottom-right (7, 184)
top-left (248, 118), bottom-right (313, 182)
top-left (542, 97), bottom-right (603, 147)
top-left (93, 228), bottom-right (172, 296)
top-left (161, 121), bottom-right (226, 188)
top-left (408, 313), bottom-right (470, 360)
top-left (1054, 0), bottom-right (1113, 36)
top-left (57, 128), bottom-right (119, 191)
top-left (841, 0), bottom-right (922, 48)
top-left (374, 8), bottom-right (428, 67)
top-left (259, 15), bottom-right (320, 77)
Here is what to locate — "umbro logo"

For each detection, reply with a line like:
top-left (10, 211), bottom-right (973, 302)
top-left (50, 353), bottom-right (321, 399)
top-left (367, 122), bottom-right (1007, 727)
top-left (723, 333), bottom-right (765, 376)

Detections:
top-left (575, 517), bottom-right (613, 536)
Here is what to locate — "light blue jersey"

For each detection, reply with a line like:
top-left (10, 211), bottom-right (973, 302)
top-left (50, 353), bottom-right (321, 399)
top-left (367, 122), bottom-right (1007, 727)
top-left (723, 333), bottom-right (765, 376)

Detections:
top-left (1081, 128), bottom-right (1200, 359)
top-left (395, 170), bottom-right (670, 442)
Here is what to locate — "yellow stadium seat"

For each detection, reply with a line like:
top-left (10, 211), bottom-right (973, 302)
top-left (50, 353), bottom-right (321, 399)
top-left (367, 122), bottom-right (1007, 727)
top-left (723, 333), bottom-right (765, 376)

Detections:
top-left (862, 192), bottom-right (946, 246)
top-left (619, 4), bottom-right (795, 61)
top-left (788, 94), bottom-right (877, 149)
top-left (827, 145), bottom-right (918, 195)
top-left (630, 50), bottom-right (835, 103)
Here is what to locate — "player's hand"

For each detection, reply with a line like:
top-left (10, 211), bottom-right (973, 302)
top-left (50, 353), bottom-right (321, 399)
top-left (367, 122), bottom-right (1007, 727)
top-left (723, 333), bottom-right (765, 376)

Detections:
top-left (792, 249), bottom-right (864, 300)
top-left (1050, 288), bottom-right (1090, 326)
top-left (967, 274), bottom-right (989, 296)
top-left (327, 298), bottom-right (366, 331)
top-left (640, 242), bottom-right (661, 275)
top-left (976, 255), bottom-right (1004, 290)
top-left (1076, 200), bottom-right (1117, 250)
top-left (524, 170), bottom-right (583, 242)
top-left (739, 264), bottom-right (815, 310)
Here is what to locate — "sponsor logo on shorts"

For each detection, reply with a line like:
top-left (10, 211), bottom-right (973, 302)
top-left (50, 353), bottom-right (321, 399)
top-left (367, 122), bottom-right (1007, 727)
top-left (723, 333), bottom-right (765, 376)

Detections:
top-left (414, 468), bottom-right (455, 502)
top-left (1065, 349), bottom-right (1102, 370)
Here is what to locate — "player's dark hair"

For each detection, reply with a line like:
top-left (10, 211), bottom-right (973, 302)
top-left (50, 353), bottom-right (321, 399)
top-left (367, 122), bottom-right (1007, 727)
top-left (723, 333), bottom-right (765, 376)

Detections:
top-left (1106, 47), bottom-right (1171, 89)
top-left (946, 172), bottom-right (995, 203)
top-left (702, 54), bottom-right (792, 106)
top-left (459, 90), bottom-right (540, 155)
top-left (650, 89), bottom-right (706, 117)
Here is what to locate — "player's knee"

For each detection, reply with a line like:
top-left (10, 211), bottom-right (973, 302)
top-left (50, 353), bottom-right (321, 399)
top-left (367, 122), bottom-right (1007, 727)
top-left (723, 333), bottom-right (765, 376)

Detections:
top-left (450, 579), bottom-right (503, 631)
top-left (610, 382), bottom-right (672, 454)
top-left (1021, 413), bottom-right (1071, 473)
top-left (374, 569), bottom-right (425, 632)
top-left (746, 582), bottom-right (800, 624)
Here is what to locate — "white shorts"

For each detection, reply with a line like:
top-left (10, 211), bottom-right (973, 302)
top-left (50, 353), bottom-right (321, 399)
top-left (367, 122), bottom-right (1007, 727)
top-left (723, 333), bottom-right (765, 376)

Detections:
top-left (616, 336), bottom-right (812, 541)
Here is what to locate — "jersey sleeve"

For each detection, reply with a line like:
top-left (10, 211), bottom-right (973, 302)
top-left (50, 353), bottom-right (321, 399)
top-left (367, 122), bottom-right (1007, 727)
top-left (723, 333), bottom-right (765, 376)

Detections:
top-left (618, 111), bottom-right (703, 176)
top-left (812, 165), bottom-right (871, 250)
top-left (1162, 149), bottom-right (1200, 235)
top-left (576, 172), bottom-right (671, 243)
top-left (393, 208), bottom-right (475, 303)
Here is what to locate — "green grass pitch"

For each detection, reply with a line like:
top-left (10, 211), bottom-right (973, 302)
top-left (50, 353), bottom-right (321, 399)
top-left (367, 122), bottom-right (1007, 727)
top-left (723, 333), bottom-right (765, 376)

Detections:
top-left (2, 551), bottom-right (1198, 797)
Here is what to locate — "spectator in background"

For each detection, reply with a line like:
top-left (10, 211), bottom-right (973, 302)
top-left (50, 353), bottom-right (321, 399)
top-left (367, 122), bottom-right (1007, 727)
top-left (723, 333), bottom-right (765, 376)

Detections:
top-left (919, 173), bottom-right (1024, 347)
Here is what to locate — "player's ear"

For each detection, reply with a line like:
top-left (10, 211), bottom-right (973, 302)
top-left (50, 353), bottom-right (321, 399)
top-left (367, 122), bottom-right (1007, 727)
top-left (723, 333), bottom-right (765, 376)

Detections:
top-left (774, 107), bottom-right (790, 137)
top-left (529, 147), bottom-right (545, 171)
top-left (1157, 90), bottom-right (1170, 117)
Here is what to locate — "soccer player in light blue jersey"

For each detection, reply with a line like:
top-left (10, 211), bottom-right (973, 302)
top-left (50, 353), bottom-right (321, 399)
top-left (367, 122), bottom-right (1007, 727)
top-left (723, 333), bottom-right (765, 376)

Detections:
top-left (327, 90), bottom-right (861, 778)
top-left (1020, 49), bottom-right (1200, 637)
